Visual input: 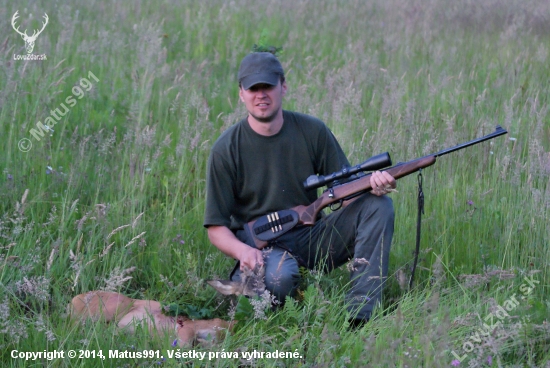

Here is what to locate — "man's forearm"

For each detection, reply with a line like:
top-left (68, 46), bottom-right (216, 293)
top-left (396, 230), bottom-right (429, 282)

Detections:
top-left (207, 225), bottom-right (249, 260)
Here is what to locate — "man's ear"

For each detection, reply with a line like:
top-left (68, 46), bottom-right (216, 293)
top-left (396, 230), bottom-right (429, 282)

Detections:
top-left (239, 87), bottom-right (245, 103)
top-left (281, 81), bottom-right (287, 97)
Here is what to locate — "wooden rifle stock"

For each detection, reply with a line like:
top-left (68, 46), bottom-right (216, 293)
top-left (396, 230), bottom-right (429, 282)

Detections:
top-left (243, 125), bottom-right (507, 249)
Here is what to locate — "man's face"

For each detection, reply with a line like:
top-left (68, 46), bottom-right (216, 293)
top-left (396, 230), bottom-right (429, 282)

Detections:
top-left (239, 80), bottom-right (287, 123)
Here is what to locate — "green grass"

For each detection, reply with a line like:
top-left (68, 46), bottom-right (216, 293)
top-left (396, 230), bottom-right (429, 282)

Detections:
top-left (1, 0), bottom-right (549, 366)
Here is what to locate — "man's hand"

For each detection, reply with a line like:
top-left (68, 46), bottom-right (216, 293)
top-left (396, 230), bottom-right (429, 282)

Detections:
top-left (370, 170), bottom-right (397, 196)
top-left (207, 225), bottom-right (264, 271)
top-left (238, 246), bottom-right (264, 271)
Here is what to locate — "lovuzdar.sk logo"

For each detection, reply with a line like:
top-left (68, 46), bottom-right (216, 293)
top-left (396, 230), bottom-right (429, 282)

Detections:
top-left (11, 10), bottom-right (49, 60)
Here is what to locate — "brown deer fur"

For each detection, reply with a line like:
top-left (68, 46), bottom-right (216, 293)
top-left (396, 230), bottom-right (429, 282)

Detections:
top-left (70, 291), bottom-right (233, 347)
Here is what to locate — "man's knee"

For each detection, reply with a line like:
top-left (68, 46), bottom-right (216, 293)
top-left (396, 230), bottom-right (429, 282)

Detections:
top-left (265, 271), bottom-right (299, 302)
top-left (356, 192), bottom-right (394, 221)
top-left (376, 194), bottom-right (394, 220)
top-left (264, 249), bottom-right (300, 302)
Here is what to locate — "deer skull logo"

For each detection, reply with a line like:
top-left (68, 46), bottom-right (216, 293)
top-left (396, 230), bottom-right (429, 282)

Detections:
top-left (11, 11), bottom-right (49, 54)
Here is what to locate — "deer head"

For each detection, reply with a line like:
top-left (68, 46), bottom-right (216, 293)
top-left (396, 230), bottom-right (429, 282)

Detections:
top-left (207, 265), bottom-right (266, 297)
top-left (11, 11), bottom-right (49, 54)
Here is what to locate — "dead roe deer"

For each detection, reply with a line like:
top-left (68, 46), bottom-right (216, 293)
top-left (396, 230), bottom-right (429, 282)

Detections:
top-left (70, 266), bottom-right (266, 346)
top-left (70, 291), bottom-right (234, 347)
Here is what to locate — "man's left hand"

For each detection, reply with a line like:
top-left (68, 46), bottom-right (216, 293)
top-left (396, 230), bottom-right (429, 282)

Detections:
top-left (370, 170), bottom-right (397, 196)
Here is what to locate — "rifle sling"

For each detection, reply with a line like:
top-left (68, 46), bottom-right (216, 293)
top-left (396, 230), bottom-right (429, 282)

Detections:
top-left (409, 169), bottom-right (424, 289)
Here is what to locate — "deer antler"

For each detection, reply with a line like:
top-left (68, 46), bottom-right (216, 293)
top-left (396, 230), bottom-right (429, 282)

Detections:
top-left (11, 11), bottom-right (49, 40)
top-left (30, 13), bottom-right (49, 39)
top-left (11, 11), bottom-right (27, 37)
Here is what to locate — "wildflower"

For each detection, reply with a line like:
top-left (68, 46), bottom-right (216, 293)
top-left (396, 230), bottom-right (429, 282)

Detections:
top-left (172, 234), bottom-right (185, 244)
top-left (35, 314), bottom-right (56, 341)
top-left (0, 298), bottom-right (28, 343)
top-left (249, 290), bottom-right (277, 320)
top-left (487, 356), bottom-right (492, 365)
top-left (467, 200), bottom-right (474, 206)
top-left (451, 360), bottom-right (461, 366)
top-left (171, 339), bottom-right (178, 347)
top-left (15, 276), bottom-right (51, 302)
top-left (103, 267), bottom-right (136, 292)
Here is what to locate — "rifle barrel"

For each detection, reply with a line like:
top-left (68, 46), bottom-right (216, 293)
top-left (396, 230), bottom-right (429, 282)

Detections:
top-left (433, 125), bottom-right (508, 158)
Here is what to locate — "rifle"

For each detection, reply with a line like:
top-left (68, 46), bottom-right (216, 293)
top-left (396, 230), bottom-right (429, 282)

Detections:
top-left (244, 125), bottom-right (508, 250)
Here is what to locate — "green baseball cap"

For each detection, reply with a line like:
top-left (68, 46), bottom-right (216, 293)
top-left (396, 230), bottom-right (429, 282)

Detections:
top-left (238, 52), bottom-right (284, 90)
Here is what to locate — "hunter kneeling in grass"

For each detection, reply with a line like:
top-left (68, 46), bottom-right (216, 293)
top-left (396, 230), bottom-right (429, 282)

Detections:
top-left (204, 51), bottom-right (396, 327)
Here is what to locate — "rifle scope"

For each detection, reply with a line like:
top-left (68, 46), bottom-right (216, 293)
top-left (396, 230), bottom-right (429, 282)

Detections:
top-left (303, 152), bottom-right (392, 190)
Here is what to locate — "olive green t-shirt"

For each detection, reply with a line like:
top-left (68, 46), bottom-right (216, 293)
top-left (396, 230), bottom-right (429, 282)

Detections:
top-left (204, 110), bottom-right (349, 231)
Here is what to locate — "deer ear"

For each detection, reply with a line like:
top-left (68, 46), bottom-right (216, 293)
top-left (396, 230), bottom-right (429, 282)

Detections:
top-left (207, 280), bottom-right (241, 296)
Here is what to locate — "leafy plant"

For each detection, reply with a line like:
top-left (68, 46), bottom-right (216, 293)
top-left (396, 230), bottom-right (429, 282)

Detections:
top-left (161, 302), bottom-right (213, 320)
top-left (234, 295), bottom-right (254, 322)
top-left (251, 44), bottom-right (283, 55)
top-left (251, 27), bottom-right (283, 55)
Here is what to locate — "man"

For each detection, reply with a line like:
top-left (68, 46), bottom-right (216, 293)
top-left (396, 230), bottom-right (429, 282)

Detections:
top-left (204, 52), bottom-right (396, 325)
